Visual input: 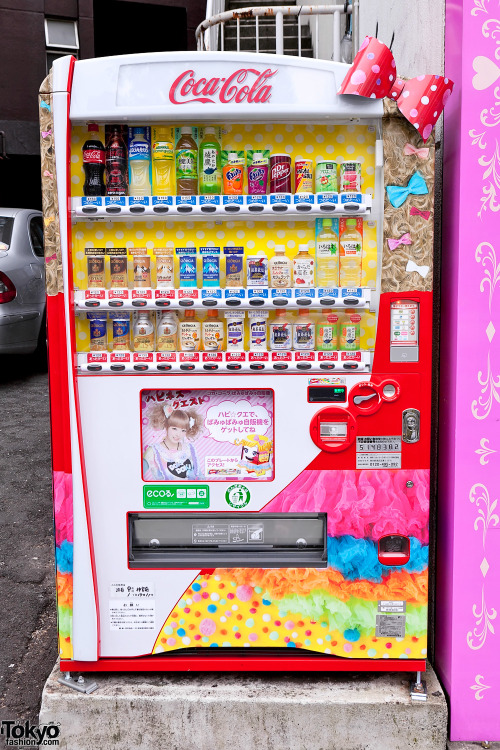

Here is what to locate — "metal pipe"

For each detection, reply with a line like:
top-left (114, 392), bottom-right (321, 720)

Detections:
top-left (352, 0), bottom-right (359, 55)
top-left (221, 21), bottom-right (225, 51)
top-left (315, 15), bottom-right (319, 59)
top-left (333, 10), bottom-right (340, 61)
top-left (275, 10), bottom-right (284, 55)
top-left (237, 16), bottom-right (240, 52)
top-left (297, 13), bottom-right (301, 58)
top-left (256, 15), bottom-right (259, 53)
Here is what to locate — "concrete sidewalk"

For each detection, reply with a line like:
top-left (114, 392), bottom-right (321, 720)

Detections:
top-left (40, 661), bottom-right (447, 750)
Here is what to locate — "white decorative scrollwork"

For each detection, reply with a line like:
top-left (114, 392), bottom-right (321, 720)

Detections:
top-left (475, 241), bottom-right (500, 312)
top-left (470, 674), bottom-right (491, 700)
top-left (472, 0), bottom-right (491, 16)
top-left (477, 141), bottom-right (500, 216)
top-left (470, 483), bottom-right (499, 549)
top-left (467, 586), bottom-right (497, 650)
top-left (482, 18), bottom-right (500, 59)
top-left (480, 87), bottom-right (500, 127)
top-left (475, 437), bottom-right (497, 464)
top-left (470, 128), bottom-right (489, 148)
top-left (472, 353), bottom-right (500, 419)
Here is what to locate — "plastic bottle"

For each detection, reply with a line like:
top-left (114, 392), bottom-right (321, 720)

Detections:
top-left (202, 309), bottom-right (225, 351)
top-left (175, 126), bottom-right (198, 196)
top-left (157, 311), bottom-right (178, 352)
top-left (293, 244), bottom-right (315, 287)
top-left (269, 309), bottom-right (292, 350)
top-left (339, 309), bottom-right (361, 351)
top-left (83, 123), bottom-right (105, 197)
top-left (316, 309), bottom-right (338, 351)
top-left (292, 308), bottom-right (315, 350)
top-left (249, 310), bottom-right (268, 350)
top-left (128, 128), bottom-right (151, 196)
top-left (199, 127), bottom-right (221, 195)
top-left (179, 309), bottom-right (201, 351)
top-left (225, 312), bottom-right (245, 349)
top-left (269, 245), bottom-right (292, 288)
top-left (152, 127), bottom-right (174, 196)
top-left (339, 218), bottom-right (363, 287)
top-left (247, 249), bottom-right (269, 287)
top-left (316, 218), bottom-right (339, 288)
top-left (105, 125), bottom-right (128, 196)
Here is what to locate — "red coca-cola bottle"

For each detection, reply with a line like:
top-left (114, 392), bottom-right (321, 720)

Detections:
top-left (83, 123), bottom-right (105, 196)
top-left (105, 125), bottom-right (128, 196)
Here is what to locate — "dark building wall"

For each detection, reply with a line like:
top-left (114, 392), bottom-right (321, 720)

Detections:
top-left (0, 0), bottom-right (205, 208)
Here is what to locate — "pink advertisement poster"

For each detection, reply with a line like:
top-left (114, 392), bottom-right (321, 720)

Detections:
top-left (141, 388), bottom-right (274, 482)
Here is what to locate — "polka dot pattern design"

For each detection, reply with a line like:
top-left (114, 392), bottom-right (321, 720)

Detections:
top-left (153, 572), bottom-right (426, 659)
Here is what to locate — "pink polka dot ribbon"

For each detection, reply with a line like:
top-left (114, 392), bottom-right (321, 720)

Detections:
top-left (337, 36), bottom-right (454, 142)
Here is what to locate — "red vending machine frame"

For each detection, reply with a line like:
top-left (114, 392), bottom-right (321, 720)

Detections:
top-left (39, 51), bottom-right (437, 672)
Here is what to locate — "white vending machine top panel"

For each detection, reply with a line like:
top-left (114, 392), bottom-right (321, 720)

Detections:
top-left (65, 52), bottom-right (383, 122)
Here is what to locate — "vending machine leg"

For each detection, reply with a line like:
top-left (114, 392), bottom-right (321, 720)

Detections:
top-left (409, 671), bottom-right (428, 702)
top-left (57, 671), bottom-right (98, 694)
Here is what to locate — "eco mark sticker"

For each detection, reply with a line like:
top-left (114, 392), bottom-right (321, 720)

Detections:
top-left (225, 483), bottom-right (251, 508)
top-left (143, 485), bottom-right (209, 509)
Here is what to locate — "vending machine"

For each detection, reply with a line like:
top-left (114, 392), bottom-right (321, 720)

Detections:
top-left (40, 45), bottom-right (444, 673)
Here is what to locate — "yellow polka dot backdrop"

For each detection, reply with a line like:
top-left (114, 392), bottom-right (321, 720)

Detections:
top-left (71, 123), bottom-right (378, 352)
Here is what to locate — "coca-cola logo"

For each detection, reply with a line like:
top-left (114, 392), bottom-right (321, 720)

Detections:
top-left (271, 163), bottom-right (291, 179)
top-left (169, 68), bottom-right (277, 105)
top-left (83, 149), bottom-right (105, 164)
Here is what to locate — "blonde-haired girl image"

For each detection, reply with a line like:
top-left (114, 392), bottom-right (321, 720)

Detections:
top-left (143, 404), bottom-right (204, 481)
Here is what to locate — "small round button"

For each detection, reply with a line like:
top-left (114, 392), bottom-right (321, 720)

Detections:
top-left (383, 383), bottom-right (397, 399)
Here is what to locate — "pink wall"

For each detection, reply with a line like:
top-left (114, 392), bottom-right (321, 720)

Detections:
top-left (438, 0), bottom-right (500, 741)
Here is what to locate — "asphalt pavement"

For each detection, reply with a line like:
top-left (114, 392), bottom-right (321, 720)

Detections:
top-left (0, 353), bottom-right (57, 724)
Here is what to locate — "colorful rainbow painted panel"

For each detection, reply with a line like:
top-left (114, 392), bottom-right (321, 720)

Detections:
top-left (153, 569), bottom-right (427, 659)
top-left (153, 469), bottom-right (429, 659)
top-left (53, 470), bottom-right (73, 660)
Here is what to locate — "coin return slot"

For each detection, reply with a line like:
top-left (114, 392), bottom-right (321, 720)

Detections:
top-left (377, 535), bottom-right (410, 566)
top-left (128, 512), bottom-right (327, 569)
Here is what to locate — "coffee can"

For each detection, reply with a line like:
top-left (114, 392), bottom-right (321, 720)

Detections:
top-left (270, 154), bottom-right (292, 193)
top-left (295, 159), bottom-right (313, 193)
top-left (315, 161), bottom-right (338, 193)
top-left (339, 161), bottom-right (362, 192)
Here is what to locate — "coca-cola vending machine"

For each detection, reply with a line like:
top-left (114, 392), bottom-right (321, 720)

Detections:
top-left (40, 47), bottom-right (446, 677)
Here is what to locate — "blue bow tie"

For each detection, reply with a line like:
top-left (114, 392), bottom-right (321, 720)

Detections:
top-left (386, 171), bottom-right (428, 209)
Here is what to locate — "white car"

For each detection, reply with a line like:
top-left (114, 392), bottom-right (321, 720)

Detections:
top-left (0, 208), bottom-right (46, 354)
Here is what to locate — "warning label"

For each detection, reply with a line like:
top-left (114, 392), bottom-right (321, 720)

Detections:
top-left (356, 453), bottom-right (401, 469)
top-left (375, 614), bottom-right (406, 638)
top-left (109, 600), bottom-right (156, 631)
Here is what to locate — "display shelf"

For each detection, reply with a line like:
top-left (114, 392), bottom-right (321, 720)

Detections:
top-left (75, 287), bottom-right (373, 311)
top-left (71, 192), bottom-right (373, 221)
top-left (77, 350), bottom-right (372, 374)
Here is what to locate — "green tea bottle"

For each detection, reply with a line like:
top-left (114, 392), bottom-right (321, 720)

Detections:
top-left (199, 127), bottom-right (221, 195)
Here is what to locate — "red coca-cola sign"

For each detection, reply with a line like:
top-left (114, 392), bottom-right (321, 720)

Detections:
top-left (83, 149), bottom-right (105, 164)
top-left (169, 68), bottom-right (277, 105)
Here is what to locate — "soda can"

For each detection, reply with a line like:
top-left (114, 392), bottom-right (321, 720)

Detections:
top-left (270, 154), bottom-right (292, 193)
top-left (340, 161), bottom-right (362, 192)
top-left (295, 159), bottom-right (313, 193)
top-left (315, 161), bottom-right (338, 193)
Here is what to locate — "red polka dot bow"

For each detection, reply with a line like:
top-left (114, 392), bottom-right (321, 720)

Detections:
top-left (337, 36), bottom-right (454, 142)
